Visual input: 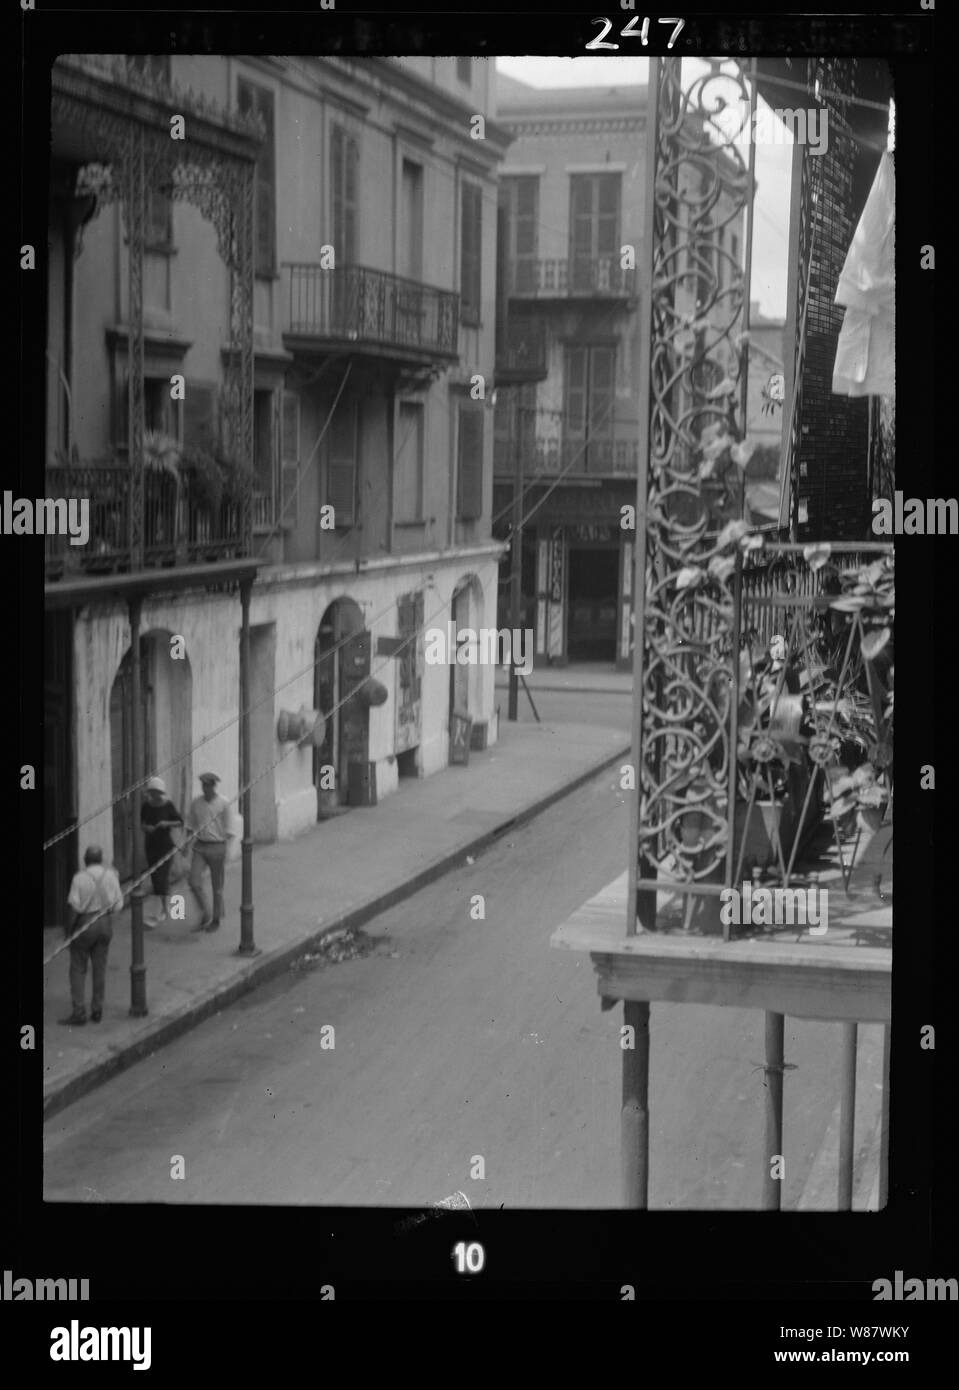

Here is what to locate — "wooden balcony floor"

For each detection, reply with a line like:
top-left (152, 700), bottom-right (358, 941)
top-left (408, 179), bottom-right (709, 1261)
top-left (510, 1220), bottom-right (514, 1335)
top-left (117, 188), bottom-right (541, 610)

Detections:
top-left (551, 820), bottom-right (892, 1023)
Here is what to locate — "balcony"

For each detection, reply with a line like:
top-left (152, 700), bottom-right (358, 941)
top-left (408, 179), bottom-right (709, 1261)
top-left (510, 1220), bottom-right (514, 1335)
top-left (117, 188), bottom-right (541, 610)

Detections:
top-left (494, 316), bottom-right (548, 384)
top-left (282, 263), bottom-right (459, 366)
top-left (553, 542), bottom-right (894, 1206)
top-left (494, 426), bottom-right (639, 478)
top-left (44, 461), bottom-right (251, 581)
top-left (505, 256), bottom-right (637, 303)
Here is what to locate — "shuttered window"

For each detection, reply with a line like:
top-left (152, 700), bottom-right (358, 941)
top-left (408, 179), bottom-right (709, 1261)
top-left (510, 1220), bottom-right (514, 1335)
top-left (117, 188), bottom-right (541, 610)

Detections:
top-left (281, 392), bottom-right (300, 527)
top-left (331, 126), bottom-right (359, 266)
top-left (565, 346), bottom-right (615, 440)
top-left (501, 176), bottom-right (539, 294)
top-left (569, 173), bottom-right (621, 290)
top-left (456, 405), bottom-right (484, 520)
top-left (460, 181), bottom-right (482, 326)
top-left (327, 401), bottom-right (358, 527)
top-left (238, 78), bottom-right (276, 276)
top-left (394, 402), bottom-right (424, 522)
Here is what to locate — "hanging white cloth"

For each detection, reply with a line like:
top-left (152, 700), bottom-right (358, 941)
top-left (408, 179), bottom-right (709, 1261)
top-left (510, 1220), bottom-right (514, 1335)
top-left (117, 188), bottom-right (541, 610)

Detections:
top-left (832, 151), bottom-right (895, 398)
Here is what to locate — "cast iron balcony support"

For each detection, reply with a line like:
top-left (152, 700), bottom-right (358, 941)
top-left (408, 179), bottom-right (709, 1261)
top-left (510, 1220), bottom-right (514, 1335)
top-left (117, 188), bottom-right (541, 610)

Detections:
top-left (237, 575), bottom-right (258, 957)
top-left (128, 593), bottom-right (148, 1017)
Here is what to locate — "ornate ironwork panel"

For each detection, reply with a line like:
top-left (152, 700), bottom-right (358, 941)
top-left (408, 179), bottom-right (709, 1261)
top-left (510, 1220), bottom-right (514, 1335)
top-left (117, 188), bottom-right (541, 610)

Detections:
top-left (50, 55), bottom-right (263, 566)
top-left (633, 58), bottom-right (753, 918)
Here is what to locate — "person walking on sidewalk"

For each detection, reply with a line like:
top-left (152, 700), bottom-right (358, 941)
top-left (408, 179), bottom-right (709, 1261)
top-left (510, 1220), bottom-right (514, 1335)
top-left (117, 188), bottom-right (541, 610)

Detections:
top-left (187, 772), bottom-right (234, 932)
top-left (60, 845), bottom-right (123, 1026)
top-left (140, 775), bottom-right (184, 928)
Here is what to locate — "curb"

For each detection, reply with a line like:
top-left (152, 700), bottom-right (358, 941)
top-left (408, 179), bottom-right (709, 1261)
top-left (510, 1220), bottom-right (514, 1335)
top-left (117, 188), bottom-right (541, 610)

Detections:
top-left (43, 742), bottom-right (630, 1121)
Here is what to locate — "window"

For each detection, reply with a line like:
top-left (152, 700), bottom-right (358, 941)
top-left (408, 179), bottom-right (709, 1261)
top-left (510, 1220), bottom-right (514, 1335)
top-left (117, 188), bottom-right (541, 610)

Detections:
top-left (457, 57), bottom-right (472, 86)
top-left (460, 181), bottom-right (482, 326)
top-left (457, 404), bottom-right (484, 520)
top-left (115, 373), bottom-right (180, 449)
top-left (238, 78), bottom-right (276, 276)
top-left (394, 402), bottom-right (424, 522)
top-left (327, 400), bottom-right (359, 527)
top-left (331, 125), bottom-right (359, 266)
top-left (501, 176), bottom-right (539, 294)
top-left (569, 173), bottom-right (621, 290)
top-left (565, 345), bottom-right (615, 470)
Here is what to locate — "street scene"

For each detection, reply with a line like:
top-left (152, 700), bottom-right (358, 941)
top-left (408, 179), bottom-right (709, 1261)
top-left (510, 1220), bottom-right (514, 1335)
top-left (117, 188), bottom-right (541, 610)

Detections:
top-left (42, 51), bottom-right (895, 1212)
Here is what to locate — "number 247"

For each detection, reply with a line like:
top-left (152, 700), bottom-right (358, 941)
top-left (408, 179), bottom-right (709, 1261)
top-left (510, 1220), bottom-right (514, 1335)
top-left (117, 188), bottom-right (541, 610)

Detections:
top-left (587, 16), bottom-right (685, 50)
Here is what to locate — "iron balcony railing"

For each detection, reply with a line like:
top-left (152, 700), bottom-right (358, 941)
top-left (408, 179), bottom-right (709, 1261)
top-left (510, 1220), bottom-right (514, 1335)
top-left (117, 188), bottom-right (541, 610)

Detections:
top-left (494, 428), bottom-right (639, 478)
top-left (505, 256), bottom-right (637, 300)
top-left (283, 263), bottom-right (459, 358)
top-left (494, 316), bottom-right (548, 381)
top-left (44, 461), bottom-right (251, 579)
top-left (638, 543), bottom-right (894, 919)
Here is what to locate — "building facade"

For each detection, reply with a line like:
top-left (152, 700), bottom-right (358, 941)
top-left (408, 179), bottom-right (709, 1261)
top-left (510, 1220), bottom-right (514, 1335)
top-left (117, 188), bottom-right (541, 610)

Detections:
top-left (44, 54), bottom-right (511, 922)
top-left (492, 74), bottom-right (747, 668)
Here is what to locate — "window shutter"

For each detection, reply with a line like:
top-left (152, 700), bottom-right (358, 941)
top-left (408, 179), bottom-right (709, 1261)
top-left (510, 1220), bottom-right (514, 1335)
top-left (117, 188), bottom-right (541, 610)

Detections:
top-left (589, 347), bottom-right (615, 438)
top-left (332, 127), bottom-right (358, 265)
top-left (327, 403), bottom-right (357, 527)
top-left (460, 183), bottom-right (482, 324)
top-left (457, 407), bottom-right (484, 520)
top-left (565, 347), bottom-right (587, 437)
top-left (281, 392), bottom-right (300, 527)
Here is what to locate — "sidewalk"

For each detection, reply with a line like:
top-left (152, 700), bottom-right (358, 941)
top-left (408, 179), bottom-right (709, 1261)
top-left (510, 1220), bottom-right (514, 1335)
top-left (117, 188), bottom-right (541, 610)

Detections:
top-left (494, 662), bottom-right (633, 696)
top-left (43, 716), bottom-right (630, 1118)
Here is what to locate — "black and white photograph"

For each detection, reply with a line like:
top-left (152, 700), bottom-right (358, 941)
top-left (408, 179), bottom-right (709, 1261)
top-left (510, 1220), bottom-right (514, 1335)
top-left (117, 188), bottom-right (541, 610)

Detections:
top-left (7, 0), bottom-right (951, 1329)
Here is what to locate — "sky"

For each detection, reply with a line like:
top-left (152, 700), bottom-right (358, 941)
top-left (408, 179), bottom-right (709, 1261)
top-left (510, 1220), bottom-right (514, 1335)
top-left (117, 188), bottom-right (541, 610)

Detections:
top-left (495, 56), bottom-right (791, 321)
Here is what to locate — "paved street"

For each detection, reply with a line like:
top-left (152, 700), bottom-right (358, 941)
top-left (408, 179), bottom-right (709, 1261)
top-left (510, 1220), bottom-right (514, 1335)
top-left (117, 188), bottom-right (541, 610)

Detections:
top-left (45, 749), bottom-right (883, 1210)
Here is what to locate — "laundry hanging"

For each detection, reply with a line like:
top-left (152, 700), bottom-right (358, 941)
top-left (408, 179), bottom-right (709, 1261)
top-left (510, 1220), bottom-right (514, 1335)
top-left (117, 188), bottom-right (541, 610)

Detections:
top-left (831, 150), bottom-right (895, 399)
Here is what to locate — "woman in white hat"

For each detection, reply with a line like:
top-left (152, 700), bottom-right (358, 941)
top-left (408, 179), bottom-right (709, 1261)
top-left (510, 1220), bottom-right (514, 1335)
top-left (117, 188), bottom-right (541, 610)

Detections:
top-left (140, 776), bottom-right (184, 927)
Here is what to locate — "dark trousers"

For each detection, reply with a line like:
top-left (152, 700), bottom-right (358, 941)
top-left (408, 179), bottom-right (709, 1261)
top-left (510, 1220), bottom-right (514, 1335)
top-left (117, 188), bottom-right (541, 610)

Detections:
top-left (68, 917), bottom-right (113, 1016)
top-left (190, 842), bottom-right (227, 921)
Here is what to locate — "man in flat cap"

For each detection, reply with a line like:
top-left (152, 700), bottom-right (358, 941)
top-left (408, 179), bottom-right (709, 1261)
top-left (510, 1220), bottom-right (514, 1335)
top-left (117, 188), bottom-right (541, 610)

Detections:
top-left (140, 775), bottom-right (184, 928)
top-left (186, 772), bottom-right (234, 931)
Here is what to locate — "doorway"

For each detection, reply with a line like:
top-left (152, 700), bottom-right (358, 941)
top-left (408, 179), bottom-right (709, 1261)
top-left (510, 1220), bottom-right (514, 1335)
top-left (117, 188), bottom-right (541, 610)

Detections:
top-left (249, 623), bottom-right (277, 842)
top-left (44, 611), bottom-right (76, 927)
top-left (314, 597), bottom-right (365, 814)
top-left (566, 547), bottom-right (618, 662)
top-left (109, 630), bottom-right (193, 879)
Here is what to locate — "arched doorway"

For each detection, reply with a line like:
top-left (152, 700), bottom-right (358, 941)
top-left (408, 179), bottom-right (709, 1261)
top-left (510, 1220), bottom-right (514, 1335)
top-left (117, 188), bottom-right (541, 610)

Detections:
top-left (450, 573), bottom-right (484, 728)
top-left (109, 630), bottom-right (193, 879)
top-left (314, 597), bottom-right (365, 816)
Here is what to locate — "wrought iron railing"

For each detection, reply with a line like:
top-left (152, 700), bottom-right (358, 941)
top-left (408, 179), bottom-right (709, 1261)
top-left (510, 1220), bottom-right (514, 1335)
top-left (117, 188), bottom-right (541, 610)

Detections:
top-left (505, 256), bottom-right (636, 299)
top-left (282, 263), bottom-right (459, 357)
top-left (495, 316), bottom-right (548, 379)
top-left (494, 428), bottom-right (639, 477)
top-left (641, 543), bottom-right (894, 924)
top-left (44, 462), bottom-right (250, 579)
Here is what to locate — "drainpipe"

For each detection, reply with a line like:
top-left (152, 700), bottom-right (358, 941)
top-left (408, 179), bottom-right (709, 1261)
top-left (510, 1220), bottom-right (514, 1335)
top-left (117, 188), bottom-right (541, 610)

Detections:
top-left (237, 575), bottom-right (258, 955)
top-left (128, 595), bottom-right (148, 1016)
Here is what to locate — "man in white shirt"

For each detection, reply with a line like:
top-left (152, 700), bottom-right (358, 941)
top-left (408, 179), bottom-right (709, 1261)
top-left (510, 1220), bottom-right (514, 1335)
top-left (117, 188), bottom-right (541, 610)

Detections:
top-left (186, 772), bottom-right (235, 932)
top-left (62, 845), bottom-right (124, 1026)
